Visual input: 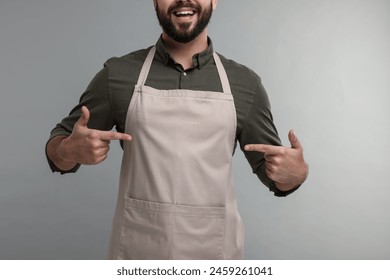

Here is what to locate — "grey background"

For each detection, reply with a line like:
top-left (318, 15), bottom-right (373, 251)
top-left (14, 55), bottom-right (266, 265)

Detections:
top-left (1, 0), bottom-right (389, 259)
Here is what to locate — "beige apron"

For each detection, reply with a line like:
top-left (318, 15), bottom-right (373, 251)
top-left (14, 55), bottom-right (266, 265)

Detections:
top-left (108, 46), bottom-right (244, 259)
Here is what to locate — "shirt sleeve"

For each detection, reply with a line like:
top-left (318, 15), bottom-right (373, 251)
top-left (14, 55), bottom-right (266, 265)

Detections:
top-left (46, 65), bottom-right (114, 174)
top-left (237, 76), bottom-right (299, 197)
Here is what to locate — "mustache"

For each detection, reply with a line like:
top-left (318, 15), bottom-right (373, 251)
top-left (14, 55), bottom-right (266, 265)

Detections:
top-left (167, 1), bottom-right (201, 14)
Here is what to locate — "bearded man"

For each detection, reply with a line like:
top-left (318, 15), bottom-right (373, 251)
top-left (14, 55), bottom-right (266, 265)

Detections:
top-left (46, 0), bottom-right (308, 260)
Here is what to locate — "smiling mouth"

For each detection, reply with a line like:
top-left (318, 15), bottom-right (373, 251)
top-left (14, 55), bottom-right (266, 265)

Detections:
top-left (173, 9), bottom-right (196, 17)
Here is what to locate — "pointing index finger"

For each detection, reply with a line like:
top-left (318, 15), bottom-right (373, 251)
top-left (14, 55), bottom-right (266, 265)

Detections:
top-left (244, 144), bottom-right (280, 155)
top-left (99, 131), bottom-right (132, 141)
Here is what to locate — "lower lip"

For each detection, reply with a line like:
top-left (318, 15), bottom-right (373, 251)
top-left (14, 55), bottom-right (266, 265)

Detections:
top-left (173, 14), bottom-right (196, 22)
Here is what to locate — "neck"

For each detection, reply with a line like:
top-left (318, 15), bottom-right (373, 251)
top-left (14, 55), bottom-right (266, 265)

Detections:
top-left (162, 30), bottom-right (209, 70)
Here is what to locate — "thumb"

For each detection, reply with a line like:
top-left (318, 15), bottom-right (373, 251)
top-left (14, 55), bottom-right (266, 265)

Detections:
top-left (76, 106), bottom-right (90, 127)
top-left (288, 129), bottom-right (303, 149)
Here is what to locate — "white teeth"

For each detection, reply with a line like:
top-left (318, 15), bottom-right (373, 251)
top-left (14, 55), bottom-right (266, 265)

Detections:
top-left (175, 11), bottom-right (195, 16)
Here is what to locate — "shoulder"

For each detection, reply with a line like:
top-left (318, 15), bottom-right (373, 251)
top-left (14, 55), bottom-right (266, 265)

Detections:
top-left (217, 53), bottom-right (262, 89)
top-left (216, 53), bottom-right (270, 110)
top-left (103, 47), bottom-right (152, 76)
top-left (106, 47), bottom-right (151, 65)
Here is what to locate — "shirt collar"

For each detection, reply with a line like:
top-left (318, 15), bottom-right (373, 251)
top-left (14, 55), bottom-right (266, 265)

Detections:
top-left (155, 35), bottom-right (214, 70)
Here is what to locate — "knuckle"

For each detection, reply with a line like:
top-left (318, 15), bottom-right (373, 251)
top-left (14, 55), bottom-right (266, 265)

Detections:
top-left (98, 155), bottom-right (107, 164)
top-left (89, 130), bottom-right (99, 139)
top-left (89, 142), bottom-right (99, 150)
top-left (266, 169), bottom-right (274, 180)
top-left (279, 148), bottom-right (287, 156)
top-left (273, 157), bottom-right (281, 165)
top-left (92, 149), bottom-right (102, 157)
top-left (91, 156), bottom-right (103, 165)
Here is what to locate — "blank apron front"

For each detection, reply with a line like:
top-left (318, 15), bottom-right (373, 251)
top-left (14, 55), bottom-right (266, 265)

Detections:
top-left (108, 46), bottom-right (244, 260)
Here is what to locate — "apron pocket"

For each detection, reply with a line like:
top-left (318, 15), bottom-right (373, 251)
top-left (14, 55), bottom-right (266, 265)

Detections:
top-left (171, 204), bottom-right (226, 260)
top-left (118, 197), bottom-right (225, 260)
top-left (118, 197), bottom-right (172, 260)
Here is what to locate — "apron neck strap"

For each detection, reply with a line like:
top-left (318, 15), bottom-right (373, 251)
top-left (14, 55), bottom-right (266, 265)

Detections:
top-left (136, 46), bottom-right (232, 94)
top-left (136, 46), bottom-right (157, 86)
top-left (213, 52), bottom-right (232, 94)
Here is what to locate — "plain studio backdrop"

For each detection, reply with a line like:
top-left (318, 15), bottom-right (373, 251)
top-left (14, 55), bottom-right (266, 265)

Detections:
top-left (0, 0), bottom-right (389, 259)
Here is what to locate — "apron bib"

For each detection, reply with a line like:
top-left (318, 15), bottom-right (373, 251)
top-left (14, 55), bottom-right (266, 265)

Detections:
top-left (108, 46), bottom-right (244, 259)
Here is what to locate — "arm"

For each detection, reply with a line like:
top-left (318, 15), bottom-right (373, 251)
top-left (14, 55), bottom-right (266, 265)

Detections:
top-left (47, 106), bottom-right (132, 172)
top-left (245, 130), bottom-right (309, 192)
top-left (46, 65), bottom-right (131, 173)
top-left (237, 73), bottom-right (307, 196)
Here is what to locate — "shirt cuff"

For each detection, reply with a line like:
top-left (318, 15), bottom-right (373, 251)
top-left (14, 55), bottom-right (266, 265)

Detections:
top-left (45, 133), bottom-right (81, 174)
top-left (270, 182), bottom-right (301, 197)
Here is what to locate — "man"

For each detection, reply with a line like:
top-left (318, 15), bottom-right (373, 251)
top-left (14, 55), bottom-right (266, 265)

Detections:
top-left (46, 0), bottom-right (308, 259)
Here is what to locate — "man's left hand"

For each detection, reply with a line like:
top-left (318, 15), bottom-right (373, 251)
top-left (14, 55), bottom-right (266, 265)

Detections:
top-left (244, 130), bottom-right (309, 191)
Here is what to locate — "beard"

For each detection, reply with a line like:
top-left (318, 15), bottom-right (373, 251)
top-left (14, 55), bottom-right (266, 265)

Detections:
top-left (155, 1), bottom-right (213, 43)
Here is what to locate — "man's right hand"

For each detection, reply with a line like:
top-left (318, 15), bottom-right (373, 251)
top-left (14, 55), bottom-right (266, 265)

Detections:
top-left (47, 106), bottom-right (132, 171)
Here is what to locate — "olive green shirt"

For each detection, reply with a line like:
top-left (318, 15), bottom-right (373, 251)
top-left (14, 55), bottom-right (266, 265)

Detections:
top-left (47, 37), bottom-right (297, 197)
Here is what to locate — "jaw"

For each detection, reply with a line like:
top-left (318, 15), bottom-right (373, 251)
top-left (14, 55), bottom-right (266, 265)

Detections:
top-left (156, 1), bottom-right (212, 44)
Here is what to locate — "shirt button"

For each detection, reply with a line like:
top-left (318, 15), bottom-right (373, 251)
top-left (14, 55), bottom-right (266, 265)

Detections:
top-left (183, 72), bottom-right (187, 76)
